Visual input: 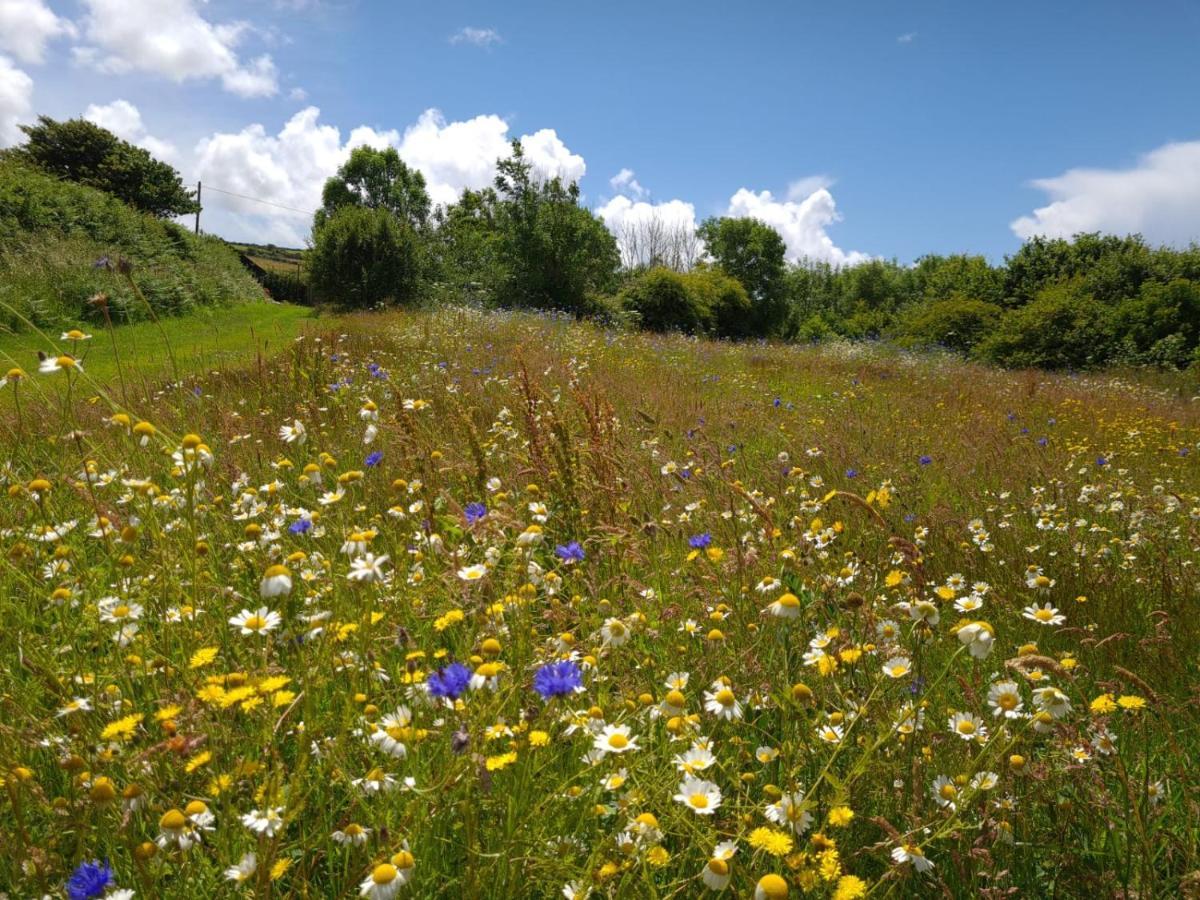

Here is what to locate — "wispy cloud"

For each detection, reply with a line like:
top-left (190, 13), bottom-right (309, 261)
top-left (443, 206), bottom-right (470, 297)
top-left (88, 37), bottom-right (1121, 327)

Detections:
top-left (450, 27), bottom-right (502, 48)
top-left (897, 32), bottom-right (917, 44)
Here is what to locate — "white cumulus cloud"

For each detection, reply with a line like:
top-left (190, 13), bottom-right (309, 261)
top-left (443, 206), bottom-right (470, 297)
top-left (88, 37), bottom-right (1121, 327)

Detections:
top-left (84, 99), bottom-right (177, 160)
top-left (0, 54), bottom-right (33, 147)
top-left (188, 106), bottom-right (585, 245)
top-left (193, 106), bottom-right (396, 245)
top-left (449, 27), bottom-right (501, 48)
top-left (73, 0), bottom-right (279, 98)
top-left (725, 186), bottom-right (868, 265)
top-left (0, 0), bottom-right (75, 64)
top-left (609, 168), bottom-right (647, 200)
top-left (1011, 140), bottom-right (1200, 246)
top-left (394, 108), bottom-right (584, 206)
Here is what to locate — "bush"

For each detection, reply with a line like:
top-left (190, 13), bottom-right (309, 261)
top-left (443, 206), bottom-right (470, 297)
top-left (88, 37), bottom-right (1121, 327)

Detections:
top-left (975, 280), bottom-right (1115, 369)
top-left (619, 267), bottom-right (709, 334)
top-left (309, 206), bottom-right (422, 309)
top-left (0, 160), bottom-right (260, 332)
top-left (687, 267), bottom-right (751, 339)
top-left (892, 296), bottom-right (1003, 353)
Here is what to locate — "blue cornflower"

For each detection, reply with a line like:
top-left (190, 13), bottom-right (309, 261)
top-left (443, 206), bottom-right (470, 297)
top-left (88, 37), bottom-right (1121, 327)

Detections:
top-left (365, 451), bottom-right (383, 468)
top-left (689, 532), bottom-right (712, 550)
top-left (918, 455), bottom-right (932, 466)
top-left (427, 662), bottom-right (471, 700)
top-left (555, 541), bottom-right (585, 564)
top-left (67, 859), bottom-right (113, 900)
top-left (464, 502), bottom-right (487, 525)
top-left (1096, 455), bottom-right (1108, 467)
top-left (533, 659), bottom-right (583, 700)
top-left (289, 518), bottom-right (312, 535)
top-left (845, 468), bottom-right (859, 479)
top-left (1037, 437), bottom-right (1049, 448)
top-left (773, 397), bottom-right (782, 408)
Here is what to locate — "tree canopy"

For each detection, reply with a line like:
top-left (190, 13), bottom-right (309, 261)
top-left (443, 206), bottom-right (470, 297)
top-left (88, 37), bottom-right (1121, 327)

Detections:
top-left (10, 116), bottom-right (198, 218)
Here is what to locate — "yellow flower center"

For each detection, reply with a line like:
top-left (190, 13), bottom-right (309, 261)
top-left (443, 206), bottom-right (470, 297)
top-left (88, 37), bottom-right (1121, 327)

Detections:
top-left (690, 793), bottom-right (709, 809)
top-left (244, 615), bottom-right (267, 631)
top-left (715, 689), bottom-right (735, 706)
top-left (607, 733), bottom-right (628, 750)
top-left (372, 864), bottom-right (398, 884)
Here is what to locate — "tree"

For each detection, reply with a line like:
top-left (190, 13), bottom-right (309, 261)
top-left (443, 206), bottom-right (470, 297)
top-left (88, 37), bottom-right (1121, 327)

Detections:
top-left (613, 212), bottom-right (702, 272)
top-left (976, 279), bottom-right (1115, 369)
top-left (696, 216), bottom-right (787, 336)
top-left (11, 116), bottom-right (198, 218)
top-left (308, 206), bottom-right (421, 309)
top-left (316, 146), bottom-right (431, 231)
top-left (490, 141), bottom-right (619, 313)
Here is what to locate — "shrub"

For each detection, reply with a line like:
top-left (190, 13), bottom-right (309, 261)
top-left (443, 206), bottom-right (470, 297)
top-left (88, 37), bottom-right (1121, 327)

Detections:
top-left (975, 280), bottom-right (1115, 369)
top-left (309, 206), bottom-right (422, 309)
top-left (619, 267), bottom-right (709, 334)
top-left (686, 267), bottom-right (752, 339)
top-left (892, 296), bottom-right (1003, 353)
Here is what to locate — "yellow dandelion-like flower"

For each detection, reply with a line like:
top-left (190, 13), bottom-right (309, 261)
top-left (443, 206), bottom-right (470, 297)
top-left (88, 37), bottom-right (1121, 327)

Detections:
top-left (190, 647), bottom-right (218, 669)
top-left (1090, 693), bottom-right (1117, 715)
top-left (832, 874), bottom-right (867, 900)
top-left (485, 751), bottom-right (518, 772)
top-left (1117, 695), bottom-right (1146, 711)
top-left (185, 751), bottom-right (212, 773)
top-left (827, 806), bottom-right (854, 827)
top-left (100, 713), bottom-right (143, 742)
top-left (748, 826), bottom-right (794, 857)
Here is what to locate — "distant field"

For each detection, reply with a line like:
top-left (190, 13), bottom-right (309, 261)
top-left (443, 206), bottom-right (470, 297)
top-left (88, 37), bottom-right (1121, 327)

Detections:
top-left (1, 308), bottom-right (1198, 898)
top-left (0, 301), bottom-right (316, 385)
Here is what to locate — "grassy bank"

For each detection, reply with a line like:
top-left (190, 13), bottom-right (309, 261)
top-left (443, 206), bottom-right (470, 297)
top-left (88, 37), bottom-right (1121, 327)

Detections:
top-left (0, 301), bottom-right (316, 385)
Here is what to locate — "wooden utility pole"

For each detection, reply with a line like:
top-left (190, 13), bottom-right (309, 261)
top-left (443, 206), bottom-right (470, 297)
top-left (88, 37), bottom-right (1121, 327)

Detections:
top-left (194, 181), bottom-right (202, 234)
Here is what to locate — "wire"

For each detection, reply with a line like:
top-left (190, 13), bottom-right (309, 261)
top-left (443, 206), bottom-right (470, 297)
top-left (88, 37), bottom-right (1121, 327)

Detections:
top-left (201, 184), bottom-right (316, 216)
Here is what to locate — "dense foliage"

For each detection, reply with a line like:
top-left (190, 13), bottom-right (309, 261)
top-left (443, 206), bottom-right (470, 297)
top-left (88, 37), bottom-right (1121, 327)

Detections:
top-left (6, 116), bottom-right (199, 218)
top-left (309, 206), bottom-right (422, 308)
top-left (0, 160), bottom-right (261, 332)
top-left (299, 137), bottom-right (1200, 370)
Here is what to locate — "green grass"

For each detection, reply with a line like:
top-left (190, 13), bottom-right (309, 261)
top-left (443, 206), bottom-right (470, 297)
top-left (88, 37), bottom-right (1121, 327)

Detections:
top-left (1, 307), bottom-right (1198, 898)
top-left (0, 301), bottom-right (317, 385)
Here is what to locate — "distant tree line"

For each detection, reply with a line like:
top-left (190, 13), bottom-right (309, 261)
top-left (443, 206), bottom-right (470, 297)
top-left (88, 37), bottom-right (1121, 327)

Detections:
top-left (312, 143), bottom-right (1200, 370)
top-left (9, 118), bottom-right (1199, 371)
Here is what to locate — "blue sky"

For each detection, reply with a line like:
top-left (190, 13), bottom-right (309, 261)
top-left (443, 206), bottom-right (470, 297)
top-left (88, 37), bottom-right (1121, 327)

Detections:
top-left (4, 0), bottom-right (1200, 260)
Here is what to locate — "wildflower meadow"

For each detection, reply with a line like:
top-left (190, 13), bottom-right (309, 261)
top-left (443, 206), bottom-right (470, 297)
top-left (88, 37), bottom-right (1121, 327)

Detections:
top-left (2, 308), bottom-right (1198, 899)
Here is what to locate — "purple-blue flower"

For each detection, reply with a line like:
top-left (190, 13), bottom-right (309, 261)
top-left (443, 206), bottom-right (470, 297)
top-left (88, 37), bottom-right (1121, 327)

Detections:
top-left (555, 541), bottom-right (585, 563)
top-left (365, 451), bottom-right (383, 468)
top-left (67, 859), bottom-right (113, 900)
top-left (918, 455), bottom-right (932, 466)
top-left (845, 468), bottom-right (858, 479)
top-left (464, 502), bottom-right (487, 525)
top-left (689, 532), bottom-right (712, 549)
top-left (289, 518), bottom-right (312, 535)
top-left (1096, 455), bottom-right (1108, 467)
top-left (533, 659), bottom-right (583, 700)
top-left (427, 662), bottom-right (471, 700)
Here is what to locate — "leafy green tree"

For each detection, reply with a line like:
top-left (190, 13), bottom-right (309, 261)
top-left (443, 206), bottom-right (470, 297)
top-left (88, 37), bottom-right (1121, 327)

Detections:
top-left (316, 146), bottom-right (431, 231)
top-left (686, 266), bottom-right (752, 338)
top-left (309, 206), bottom-right (421, 309)
top-left (892, 296), bottom-right (1004, 353)
top-left (696, 217), bottom-right (787, 336)
top-left (912, 254), bottom-right (1004, 305)
top-left (10, 116), bottom-right (198, 218)
top-left (976, 279), bottom-right (1115, 369)
top-left (491, 141), bottom-right (619, 313)
top-left (430, 187), bottom-right (503, 302)
top-left (620, 267), bottom-right (708, 333)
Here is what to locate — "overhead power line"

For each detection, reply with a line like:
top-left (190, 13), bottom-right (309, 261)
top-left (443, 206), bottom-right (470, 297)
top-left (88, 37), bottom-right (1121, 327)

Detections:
top-left (201, 184), bottom-right (317, 216)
